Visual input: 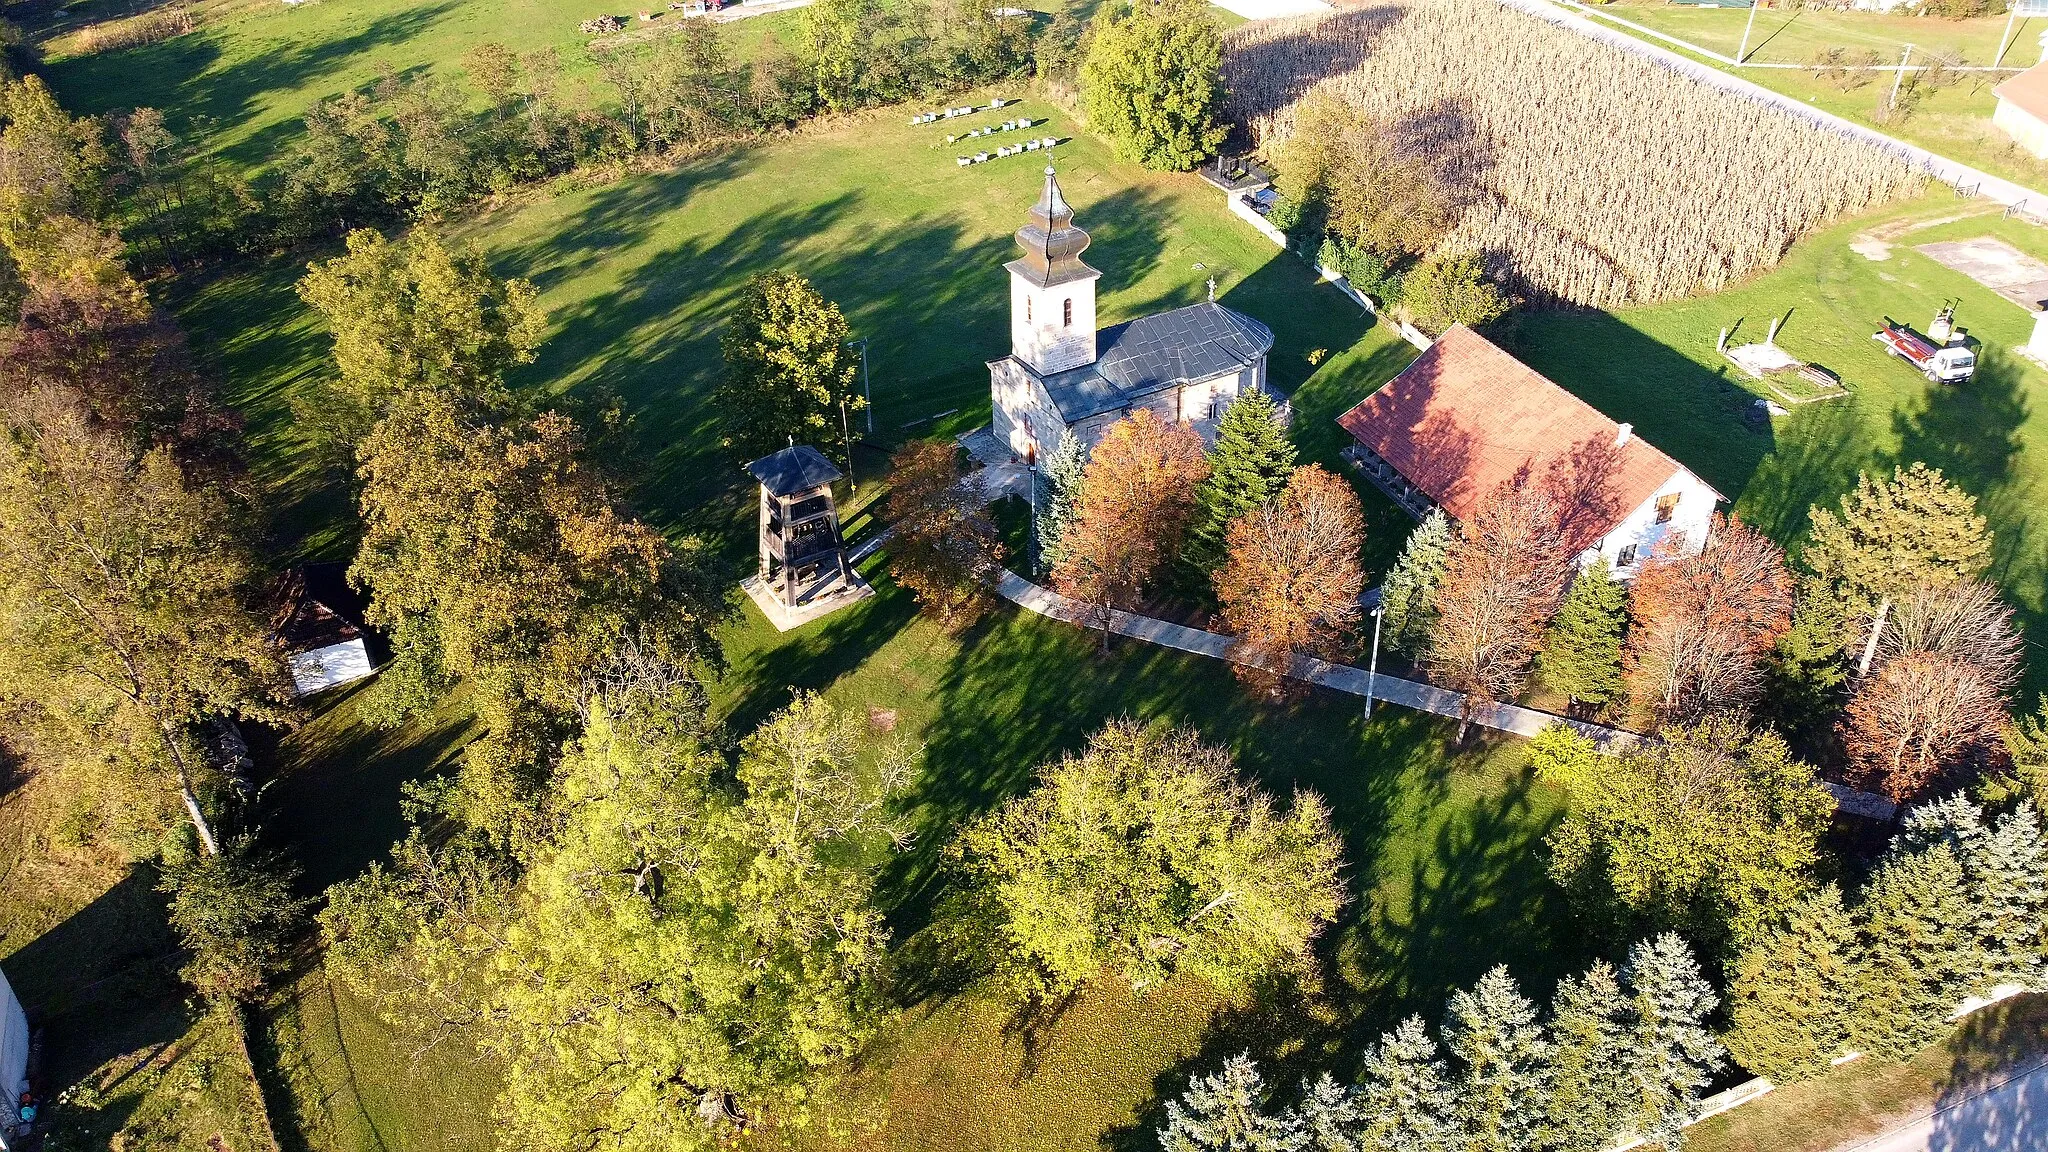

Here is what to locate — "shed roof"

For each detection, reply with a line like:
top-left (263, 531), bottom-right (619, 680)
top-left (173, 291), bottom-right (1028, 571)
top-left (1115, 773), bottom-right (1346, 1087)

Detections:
top-left (746, 444), bottom-right (843, 497)
top-left (1996, 60), bottom-right (2048, 125)
top-left (1337, 325), bottom-right (1718, 539)
top-left (1029, 301), bottom-right (1275, 422)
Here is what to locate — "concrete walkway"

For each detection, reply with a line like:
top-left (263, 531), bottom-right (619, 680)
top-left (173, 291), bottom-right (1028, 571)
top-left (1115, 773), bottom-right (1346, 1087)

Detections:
top-left (1832, 1055), bottom-right (2048, 1152)
top-left (1498, 0), bottom-right (2048, 215)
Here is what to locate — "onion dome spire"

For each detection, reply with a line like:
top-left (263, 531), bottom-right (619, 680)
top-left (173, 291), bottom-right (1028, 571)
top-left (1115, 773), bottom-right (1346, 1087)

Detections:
top-left (1011, 166), bottom-right (1096, 288)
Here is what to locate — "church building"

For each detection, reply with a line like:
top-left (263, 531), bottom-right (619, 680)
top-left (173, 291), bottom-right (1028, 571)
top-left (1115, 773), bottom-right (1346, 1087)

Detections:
top-left (989, 167), bottom-right (1278, 460)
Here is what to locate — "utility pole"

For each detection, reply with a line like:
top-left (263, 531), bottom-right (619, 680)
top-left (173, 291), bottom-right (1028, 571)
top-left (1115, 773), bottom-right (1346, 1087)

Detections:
top-left (1364, 603), bottom-right (1385, 718)
top-left (1890, 44), bottom-right (1914, 113)
top-left (839, 396), bottom-right (857, 495)
top-left (847, 337), bottom-right (873, 435)
top-left (1997, 2), bottom-right (2024, 68)
top-left (1736, 0), bottom-right (1761, 65)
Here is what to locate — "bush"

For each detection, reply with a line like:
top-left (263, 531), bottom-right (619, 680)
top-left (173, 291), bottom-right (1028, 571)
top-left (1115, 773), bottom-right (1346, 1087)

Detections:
top-left (1402, 251), bottom-right (1507, 335)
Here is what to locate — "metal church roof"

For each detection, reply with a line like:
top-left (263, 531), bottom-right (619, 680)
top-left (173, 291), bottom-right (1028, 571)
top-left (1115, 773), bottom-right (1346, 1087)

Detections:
top-left (1033, 301), bottom-right (1276, 423)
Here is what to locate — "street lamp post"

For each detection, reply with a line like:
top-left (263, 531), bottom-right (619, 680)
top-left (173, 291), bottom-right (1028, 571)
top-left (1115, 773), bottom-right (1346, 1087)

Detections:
top-left (839, 397), bottom-right (857, 495)
top-left (1364, 603), bottom-right (1385, 718)
top-left (1025, 445), bottom-right (1038, 577)
top-left (845, 337), bottom-right (873, 436)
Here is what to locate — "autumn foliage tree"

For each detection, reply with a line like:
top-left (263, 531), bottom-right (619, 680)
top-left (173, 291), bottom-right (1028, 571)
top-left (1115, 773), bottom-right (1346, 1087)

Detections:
top-left (1625, 514), bottom-right (1792, 728)
top-left (1051, 410), bottom-right (1208, 649)
top-left (1425, 481), bottom-right (1573, 737)
top-left (1214, 465), bottom-right (1365, 691)
top-left (885, 438), bottom-right (1001, 628)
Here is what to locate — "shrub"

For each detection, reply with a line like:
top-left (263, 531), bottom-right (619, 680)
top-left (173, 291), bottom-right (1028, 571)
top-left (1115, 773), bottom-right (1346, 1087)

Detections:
top-left (1402, 251), bottom-right (1507, 335)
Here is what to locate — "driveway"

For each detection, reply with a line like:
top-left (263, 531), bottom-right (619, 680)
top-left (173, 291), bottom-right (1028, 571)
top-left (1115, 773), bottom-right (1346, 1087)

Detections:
top-left (1835, 1057), bottom-right (2048, 1152)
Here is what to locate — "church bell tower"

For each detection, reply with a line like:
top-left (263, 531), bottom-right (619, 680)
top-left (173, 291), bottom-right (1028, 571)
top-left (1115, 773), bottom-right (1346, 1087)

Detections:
top-left (1007, 166), bottom-right (1100, 375)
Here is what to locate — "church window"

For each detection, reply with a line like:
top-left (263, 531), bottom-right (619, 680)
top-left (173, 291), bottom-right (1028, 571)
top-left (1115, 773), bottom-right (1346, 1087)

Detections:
top-left (1026, 297), bottom-right (1032, 323)
top-left (1063, 298), bottom-right (1072, 327)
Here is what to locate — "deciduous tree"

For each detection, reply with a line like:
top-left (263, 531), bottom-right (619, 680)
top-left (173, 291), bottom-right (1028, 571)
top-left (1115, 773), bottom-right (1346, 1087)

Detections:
top-left (716, 270), bottom-right (862, 464)
top-left (1425, 481), bottom-right (1573, 738)
top-left (1271, 90), bottom-right (1451, 260)
top-left (1722, 884), bottom-right (1857, 1082)
top-left (1402, 253), bottom-right (1508, 335)
top-left (1051, 410), bottom-right (1208, 649)
top-left (886, 438), bottom-right (1001, 628)
top-left (1186, 389), bottom-right (1295, 573)
top-left (1843, 650), bottom-right (2013, 802)
top-left (950, 719), bottom-right (1345, 998)
top-left (1080, 0), bottom-right (1228, 171)
top-left (1625, 513), bottom-right (1792, 727)
top-left (1536, 558), bottom-right (1626, 714)
top-left (1214, 465), bottom-right (1364, 690)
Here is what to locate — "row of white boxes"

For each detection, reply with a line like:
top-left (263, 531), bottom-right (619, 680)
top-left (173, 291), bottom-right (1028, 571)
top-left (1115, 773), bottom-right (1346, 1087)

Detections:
top-left (957, 138), bottom-right (1058, 166)
top-left (946, 118), bottom-right (1036, 144)
top-left (909, 97), bottom-right (1010, 125)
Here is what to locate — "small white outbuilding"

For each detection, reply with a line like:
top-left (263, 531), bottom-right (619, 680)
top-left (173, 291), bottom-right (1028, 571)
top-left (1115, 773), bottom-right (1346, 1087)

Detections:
top-left (1994, 59), bottom-right (2048, 160)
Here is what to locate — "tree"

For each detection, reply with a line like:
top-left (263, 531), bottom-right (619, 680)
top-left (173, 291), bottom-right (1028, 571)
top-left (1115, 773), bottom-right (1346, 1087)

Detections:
top-left (161, 838), bottom-right (310, 1002)
top-left (0, 404), bottom-right (288, 857)
top-left (1354, 1016), bottom-right (1458, 1152)
top-left (1381, 508), bottom-right (1453, 655)
top-left (1803, 463), bottom-right (1992, 676)
top-left (1214, 465), bottom-right (1364, 690)
top-left (1293, 1074), bottom-right (1361, 1152)
top-left (1080, 0), bottom-right (1228, 171)
top-left (1444, 965), bottom-right (1552, 1152)
top-left (1402, 252), bottom-right (1508, 336)
top-left (1721, 884), bottom-right (1856, 1082)
top-left (1542, 960), bottom-right (1634, 1152)
top-left (715, 270), bottom-right (863, 464)
top-left (1033, 431), bottom-right (1087, 577)
top-left (352, 390), bottom-right (721, 845)
top-left (1999, 697), bottom-right (2048, 815)
top-left (950, 719), bottom-right (1346, 998)
top-left (1536, 558), bottom-right (1626, 714)
top-left (1625, 514), bottom-right (1792, 727)
top-left (1620, 933), bottom-right (1725, 1150)
top-left (1270, 90), bottom-right (1451, 259)
top-left (1186, 390), bottom-right (1296, 573)
top-left (1159, 1054), bottom-right (1305, 1152)
top-left (796, 0), bottom-right (881, 110)
top-left (493, 690), bottom-right (911, 1147)
top-left (1844, 650), bottom-right (2013, 802)
top-left (1532, 720), bottom-right (1832, 953)
top-left (1897, 795), bottom-right (2047, 990)
top-left (296, 227), bottom-right (544, 441)
top-left (1425, 481), bottom-right (1573, 738)
top-left (1759, 580), bottom-right (1853, 742)
top-left (1051, 410), bottom-right (1208, 650)
top-left (1850, 840), bottom-right (1981, 1060)
top-left (886, 438), bottom-right (1001, 628)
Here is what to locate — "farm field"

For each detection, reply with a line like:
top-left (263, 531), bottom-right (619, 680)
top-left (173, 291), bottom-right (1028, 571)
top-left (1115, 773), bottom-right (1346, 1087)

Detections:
top-left (1589, 0), bottom-right (2048, 191)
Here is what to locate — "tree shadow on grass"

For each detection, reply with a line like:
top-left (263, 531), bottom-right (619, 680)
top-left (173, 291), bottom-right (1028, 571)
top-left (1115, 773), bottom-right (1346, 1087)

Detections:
top-left (1927, 994), bottom-right (2048, 1152)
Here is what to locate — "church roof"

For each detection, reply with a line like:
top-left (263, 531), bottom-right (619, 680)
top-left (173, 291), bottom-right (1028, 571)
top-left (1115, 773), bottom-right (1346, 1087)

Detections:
top-left (746, 444), bottom-right (842, 497)
top-left (1008, 166), bottom-right (1100, 289)
top-left (1029, 301), bottom-right (1276, 423)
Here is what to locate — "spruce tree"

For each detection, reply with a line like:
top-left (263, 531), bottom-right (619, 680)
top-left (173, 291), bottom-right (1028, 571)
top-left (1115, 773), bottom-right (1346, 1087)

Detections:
top-left (1536, 558), bottom-right (1626, 711)
top-left (1443, 965), bottom-right (1553, 1152)
top-left (1896, 795), bottom-right (2045, 990)
top-left (1159, 1053), bottom-right (1306, 1152)
top-left (1621, 934), bottom-right (1725, 1150)
top-left (1186, 390), bottom-right (1297, 573)
top-left (1851, 842), bottom-right (1981, 1060)
top-left (1034, 432), bottom-right (1087, 577)
top-left (1542, 961), bottom-right (1634, 1152)
top-left (1293, 1073), bottom-right (1361, 1152)
top-left (1355, 1016), bottom-right (1458, 1151)
top-left (1723, 884), bottom-right (1856, 1083)
top-left (1380, 508), bottom-right (1454, 654)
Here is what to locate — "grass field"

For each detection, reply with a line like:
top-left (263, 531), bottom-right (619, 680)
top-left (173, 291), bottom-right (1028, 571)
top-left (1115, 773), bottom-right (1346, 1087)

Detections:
top-left (1589, 1), bottom-right (2048, 190)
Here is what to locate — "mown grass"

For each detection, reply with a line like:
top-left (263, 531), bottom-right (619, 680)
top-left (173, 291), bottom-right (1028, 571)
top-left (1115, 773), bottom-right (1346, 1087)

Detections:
top-left (1591, 0), bottom-right (2048, 191)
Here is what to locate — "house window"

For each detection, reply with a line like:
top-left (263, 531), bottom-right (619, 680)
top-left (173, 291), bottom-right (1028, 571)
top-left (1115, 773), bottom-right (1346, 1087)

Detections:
top-left (1617, 544), bottom-right (1639, 567)
top-left (1063, 298), bottom-right (1073, 327)
top-left (1655, 492), bottom-right (1681, 524)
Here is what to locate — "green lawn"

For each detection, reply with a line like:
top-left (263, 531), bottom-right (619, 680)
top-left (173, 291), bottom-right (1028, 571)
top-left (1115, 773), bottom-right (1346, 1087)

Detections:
top-left (1589, 1), bottom-right (2048, 191)
top-left (1510, 194), bottom-right (2048, 695)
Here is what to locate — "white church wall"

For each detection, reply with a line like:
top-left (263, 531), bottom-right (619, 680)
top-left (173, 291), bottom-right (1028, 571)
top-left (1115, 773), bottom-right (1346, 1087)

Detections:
top-left (1010, 272), bottom-right (1099, 375)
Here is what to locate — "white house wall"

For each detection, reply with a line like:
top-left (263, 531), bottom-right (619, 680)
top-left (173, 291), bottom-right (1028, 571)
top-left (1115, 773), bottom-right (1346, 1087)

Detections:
top-left (1993, 100), bottom-right (2048, 161)
top-left (1592, 469), bottom-right (1720, 577)
top-left (288, 638), bottom-right (376, 697)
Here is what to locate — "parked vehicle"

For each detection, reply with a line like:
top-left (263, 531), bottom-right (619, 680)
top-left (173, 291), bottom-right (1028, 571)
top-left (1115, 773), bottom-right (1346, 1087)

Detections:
top-left (1874, 310), bottom-right (1976, 384)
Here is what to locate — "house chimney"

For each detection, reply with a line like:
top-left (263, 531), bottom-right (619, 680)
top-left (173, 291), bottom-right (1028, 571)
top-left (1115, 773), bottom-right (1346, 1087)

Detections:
top-left (1615, 422), bottom-right (1633, 447)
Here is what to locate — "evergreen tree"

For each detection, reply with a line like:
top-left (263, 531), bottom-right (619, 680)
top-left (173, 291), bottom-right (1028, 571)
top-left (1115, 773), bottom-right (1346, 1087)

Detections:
top-left (1536, 558), bottom-right (1626, 711)
top-left (1851, 841), bottom-right (1981, 1060)
top-left (1293, 1074), bottom-right (1361, 1152)
top-left (1542, 961), bottom-right (1634, 1152)
top-left (1079, 0), bottom-right (1228, 171)
top-left (1722, 885), bottom-right (1857, 1082)
top-left (1443, 965), bottom-right (1553, 1152)
top-left (1380, 508), bottom-right (1453, 654)
top-left (1186, 390), bottom-right (1297, 573)
top-left (1034, 431), bottom-right (1086, 576)
top-left (1897, 795), bottom-right (2046, 989)
top-left (1621, 933), bottom-right (1725, 1150)
top-left (1159, 1054), bottom-right (1306, 1152)
top-left (1355, 1016), bottom-right (1458, 1152)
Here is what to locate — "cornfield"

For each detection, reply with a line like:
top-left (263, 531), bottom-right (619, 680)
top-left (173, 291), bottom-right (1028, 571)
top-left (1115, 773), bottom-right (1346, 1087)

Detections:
top-left (1223, 0), bottom-right (1925, 308)
top-left (73, 7), bottom-right (196, 55)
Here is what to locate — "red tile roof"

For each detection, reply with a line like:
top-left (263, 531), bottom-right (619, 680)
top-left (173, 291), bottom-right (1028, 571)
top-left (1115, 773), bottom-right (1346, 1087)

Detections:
top-left (1996, 61), bottom-right (2048, 126)
top-left (1337, 325), bottom-right (1715, 539)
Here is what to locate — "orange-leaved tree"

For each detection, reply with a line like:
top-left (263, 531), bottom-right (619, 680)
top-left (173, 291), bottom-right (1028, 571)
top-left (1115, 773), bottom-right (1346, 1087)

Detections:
top-left (886, 437), bottom-right (1002, 629)
top-left (1215, 465), bottom-right (1365, 691)
top-left (1425, 479), bottom-right (1575, 739)
top-left (1051, 410), bottom-right (1208, 650)
top-left (1625, 513), bottom-right (1792, 728)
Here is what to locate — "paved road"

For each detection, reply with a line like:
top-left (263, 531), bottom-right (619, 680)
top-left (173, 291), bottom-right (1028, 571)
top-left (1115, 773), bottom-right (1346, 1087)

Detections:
top-left (1836, 1057), bottom-right (2048, 1152)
